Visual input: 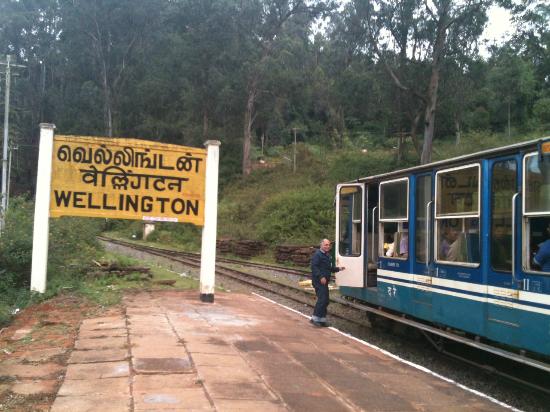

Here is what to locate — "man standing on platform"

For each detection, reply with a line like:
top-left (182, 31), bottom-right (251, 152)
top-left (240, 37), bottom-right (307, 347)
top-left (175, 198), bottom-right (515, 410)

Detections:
top-left (310, 239), bottom-right (344, 327)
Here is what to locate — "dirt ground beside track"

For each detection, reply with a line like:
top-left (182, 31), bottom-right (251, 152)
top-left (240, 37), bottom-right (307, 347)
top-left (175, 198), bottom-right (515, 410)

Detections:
top-left (0, 294), bottom-right (120, 411)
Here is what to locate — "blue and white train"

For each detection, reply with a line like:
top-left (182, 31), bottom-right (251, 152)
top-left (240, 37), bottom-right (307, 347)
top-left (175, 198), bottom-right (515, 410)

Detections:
top-left (335, 138), bottom-right (550, 364)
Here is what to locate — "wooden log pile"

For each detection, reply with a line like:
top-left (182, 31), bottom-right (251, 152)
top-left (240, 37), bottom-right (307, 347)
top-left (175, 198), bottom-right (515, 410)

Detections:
top-left (275, 245), bottom-right (316, 267)
top-left (233, 240), bottom-right (267, 258)
top-left (216, 239), bottom-right (233, 254)
top-left (216, 239), bottom-right (267, 258)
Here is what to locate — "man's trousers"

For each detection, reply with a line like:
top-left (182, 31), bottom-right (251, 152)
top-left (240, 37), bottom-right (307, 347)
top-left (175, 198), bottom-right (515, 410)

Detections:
top-left (312, 276), bottom-right (329, 321)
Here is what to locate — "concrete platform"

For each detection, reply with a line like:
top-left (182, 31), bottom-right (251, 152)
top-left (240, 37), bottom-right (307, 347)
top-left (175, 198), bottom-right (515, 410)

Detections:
top-left (51, 290), bottom-right (512, 411)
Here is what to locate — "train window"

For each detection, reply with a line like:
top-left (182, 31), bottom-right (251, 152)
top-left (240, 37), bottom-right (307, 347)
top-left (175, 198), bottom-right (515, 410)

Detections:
top-left (523, 153), bottom-right (550, 273)
top-left (435, 164), bottom-right (480, 265)
top-left (415, 175), bottom-right (432, 264)
top-left (524, 153), bottom-right (550, 214)
top-left (379, 178), bottom-right (409, 259)
top-left (491, 160), bottom-right (516, 272)
top-left (380, 178), bottom-right (408, 220)
top-left (338, 186), bottom-right (362, 256)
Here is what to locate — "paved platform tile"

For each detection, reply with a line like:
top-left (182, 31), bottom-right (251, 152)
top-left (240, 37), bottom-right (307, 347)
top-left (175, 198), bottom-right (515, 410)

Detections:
top-left (133, 374), bottom-right (199, 391)
top-left (212, 399), bottom-right (287, 412)
top-left (65, 361), bottom-right (130, 380)
top-left (134, 388), bottom-right (212, 411)
top-left (191, 353), bottom-right (249, 368)
top-left (233, 339), bottom-right (282, 354)
top-left (127, 314), bottom-right (167, 321)
top-left (81, 316), bottom-right (125, 326)
top-left (262, 374), bottom-right (327, 395)
top-left (238, 352), bottom-right (308, 374)
top-left (125, 307), bottom-right (158, 314)
top-left (344, 387), bottom-right (413, 411)
top-left (75, 336), bottom-right (128, 350)
top-left (48, 290), bottom-right (512, 412)
top-left (131, 346), bottom-right (188, 359)
top-left (173, 332), bottom-right (219, 343)
top-left (129, 327), bottom-right (175, 337)
top-left (197, 366), bottom-right (263, 384)
top-left (50, 395), bottom-right (130, 412)
top-left (133, 357), bottom-right (193, 374)
top-left (57, 377), bottom-right (129, 396)
top-left (130, 336), bottom-right (182, 348)
top-left (184, 342), bottom-right (235, 355)
top-left (78, 328), bottom-right (127, 339)
top-left (79, 320), bottom-right (126, 331)
top-left (128, 320), bottom-right (170, 328)
top-left (277, 393), bottom-right (348, 412)
top-left (204, 381), bottom-right (277, 401)
top-left (68, 348), bottom-right (129, 364)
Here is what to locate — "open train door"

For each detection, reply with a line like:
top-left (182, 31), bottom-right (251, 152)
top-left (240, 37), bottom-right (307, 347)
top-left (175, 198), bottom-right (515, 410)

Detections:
top-left (335, 184), bottom-right (365, 287)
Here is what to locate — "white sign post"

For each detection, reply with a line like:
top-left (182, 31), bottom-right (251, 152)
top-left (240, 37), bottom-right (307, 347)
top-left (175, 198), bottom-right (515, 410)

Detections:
top-left (30, 124), bottom-right (55, 293)
top-left (199, 140), bottom-right (221, 302)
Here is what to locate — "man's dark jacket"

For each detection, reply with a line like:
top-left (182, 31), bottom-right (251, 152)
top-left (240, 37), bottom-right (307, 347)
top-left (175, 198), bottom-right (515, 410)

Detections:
top-left (311, 249), bottom-right (340, 281)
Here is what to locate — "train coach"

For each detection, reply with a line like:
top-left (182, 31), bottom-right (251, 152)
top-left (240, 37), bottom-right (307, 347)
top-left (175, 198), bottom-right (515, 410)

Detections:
top-left (334, 138), bottom-right (550, 362)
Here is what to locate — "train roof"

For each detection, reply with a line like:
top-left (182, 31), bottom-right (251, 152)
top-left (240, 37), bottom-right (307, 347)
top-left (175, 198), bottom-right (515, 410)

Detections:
top-left (351, 136), bottom-right (550, 184)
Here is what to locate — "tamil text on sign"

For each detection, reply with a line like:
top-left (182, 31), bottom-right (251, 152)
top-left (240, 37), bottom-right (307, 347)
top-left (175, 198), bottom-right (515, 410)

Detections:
top-left (50, 135), bottom-right (206, 225)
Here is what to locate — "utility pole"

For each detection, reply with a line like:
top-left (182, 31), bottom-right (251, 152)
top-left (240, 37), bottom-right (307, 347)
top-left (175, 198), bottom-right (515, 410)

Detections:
top-left (7, 145), bottom-right (17, 210)
top-left (292, 128), bottom-right (298, 173)
top-left (0, 55), bottom-right (25, 233)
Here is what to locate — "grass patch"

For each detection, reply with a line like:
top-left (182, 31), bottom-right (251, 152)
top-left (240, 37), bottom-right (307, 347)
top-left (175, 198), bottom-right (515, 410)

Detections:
top-left (75, 251), bottom-right (199, 307)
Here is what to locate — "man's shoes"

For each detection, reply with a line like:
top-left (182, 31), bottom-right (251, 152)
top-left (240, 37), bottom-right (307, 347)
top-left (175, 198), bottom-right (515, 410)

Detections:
top-left (310, 319), bottom-right (323, 327)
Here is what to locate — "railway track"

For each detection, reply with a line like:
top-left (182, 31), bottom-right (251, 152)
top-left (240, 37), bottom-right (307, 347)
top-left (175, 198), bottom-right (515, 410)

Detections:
top-left (97, 236), bottom-right (308, 276)
top-left (97, 236), bottom-right (370, 328)
top-left (99, 236), bottom-right (550, 401)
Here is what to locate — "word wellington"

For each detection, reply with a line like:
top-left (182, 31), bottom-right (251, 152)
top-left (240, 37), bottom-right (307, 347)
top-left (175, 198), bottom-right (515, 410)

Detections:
top-left (50, 135), bottom-right (207, 225)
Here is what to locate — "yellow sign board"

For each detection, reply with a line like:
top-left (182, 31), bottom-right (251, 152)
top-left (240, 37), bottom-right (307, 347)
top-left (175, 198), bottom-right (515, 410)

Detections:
top-left (50, 135), bottom-right (207, 225)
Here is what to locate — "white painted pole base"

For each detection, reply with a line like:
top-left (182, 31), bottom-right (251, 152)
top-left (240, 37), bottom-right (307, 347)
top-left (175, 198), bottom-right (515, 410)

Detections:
top-left (199, 140), bottom-right (221, 303)
top-left (30, 124), bottom-right (55, 293)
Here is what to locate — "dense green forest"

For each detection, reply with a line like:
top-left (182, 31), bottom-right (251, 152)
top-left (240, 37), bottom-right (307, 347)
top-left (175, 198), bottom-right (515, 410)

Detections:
top-left (1, 0), bottom-right (549, 192)
top-left (1, 0), bottom-right (550, 321)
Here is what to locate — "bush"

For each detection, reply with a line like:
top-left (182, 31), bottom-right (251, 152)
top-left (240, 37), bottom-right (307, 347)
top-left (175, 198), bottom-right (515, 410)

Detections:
top-left (0, 198), bottom-right (35, 288)
top-left (256, 186), bottom-right (335, 244)
top-left (146, 222), bottom-right (202, 250)
top-left (105, 219), bottom-right (144, 240)
top-left (48, 216), bottom-right (103, 277)
top-left (327, 149), bottom-right (399, 183)
top-left (0, 197), bottom-right (104, 326)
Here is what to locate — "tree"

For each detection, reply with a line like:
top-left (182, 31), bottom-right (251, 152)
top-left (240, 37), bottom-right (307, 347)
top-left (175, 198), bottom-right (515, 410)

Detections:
top-left (59, 0), bottom-right (163, 137)
top-left (0, 0), bottom-right (64, 193)
top-left (175, 0), bottom-right (241, 141)
top-left (236, 0), bottom-right (334, 175)
top-left (486, 47), bottom-right (536, 135)
top-left (355, 0), bottom-right (490, 163)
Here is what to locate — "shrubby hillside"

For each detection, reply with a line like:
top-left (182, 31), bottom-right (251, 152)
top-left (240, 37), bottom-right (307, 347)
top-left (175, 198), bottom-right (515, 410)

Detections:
top-left (138, 130), bottom-right (545, 249)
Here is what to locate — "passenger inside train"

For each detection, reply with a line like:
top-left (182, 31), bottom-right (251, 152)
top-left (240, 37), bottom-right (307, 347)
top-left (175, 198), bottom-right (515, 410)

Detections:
top-left (439, 225), bottom-right (466, 262)
top-left (383, 226), bottom-right (408, 258)
top-left (533, 219), bottom-right (550, 272)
